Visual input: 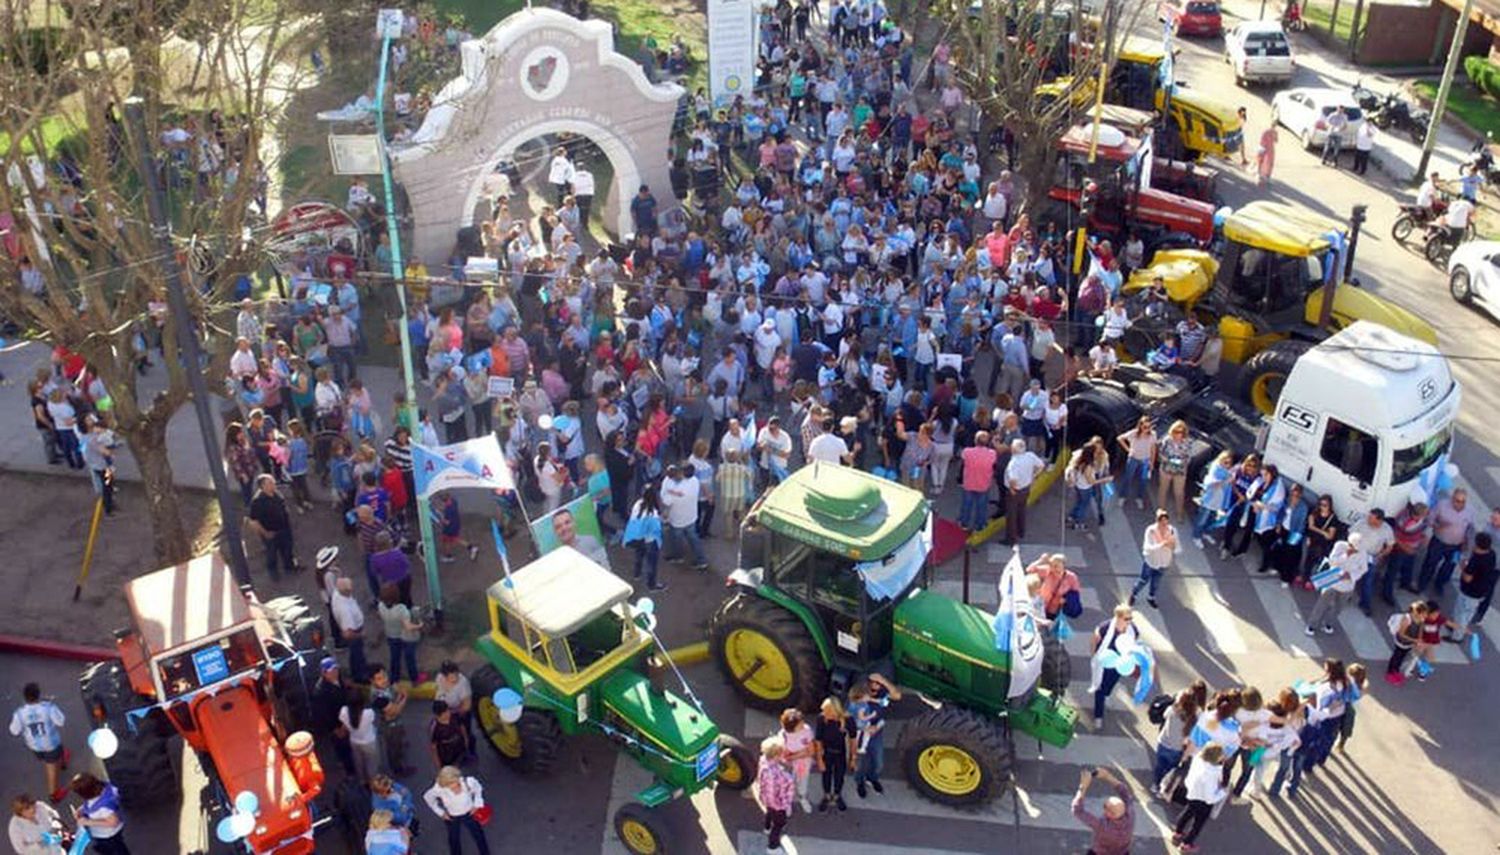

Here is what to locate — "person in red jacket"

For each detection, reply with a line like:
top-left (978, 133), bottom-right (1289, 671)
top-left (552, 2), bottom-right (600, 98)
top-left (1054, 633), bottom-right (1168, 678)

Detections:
top-left (381, 456), bottom-right (410, 535)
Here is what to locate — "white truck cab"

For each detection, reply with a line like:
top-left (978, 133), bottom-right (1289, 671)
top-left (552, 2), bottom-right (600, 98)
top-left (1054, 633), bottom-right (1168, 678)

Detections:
top-left (1261, 323), bottom-right (1461, 524)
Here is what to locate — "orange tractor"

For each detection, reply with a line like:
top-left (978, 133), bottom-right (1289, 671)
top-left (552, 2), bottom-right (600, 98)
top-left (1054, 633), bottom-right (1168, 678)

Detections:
top-left (79, 554), bottom-right (329, 853)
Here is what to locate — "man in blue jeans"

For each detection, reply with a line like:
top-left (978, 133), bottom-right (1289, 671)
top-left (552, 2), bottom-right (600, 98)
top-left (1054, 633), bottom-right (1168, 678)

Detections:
top-left (1419, 489), bottom-right (1477, 596)
top-left (661, 464), bottom-right (709, 570)
top-left (1348, 508), bottom-right (1393, 615)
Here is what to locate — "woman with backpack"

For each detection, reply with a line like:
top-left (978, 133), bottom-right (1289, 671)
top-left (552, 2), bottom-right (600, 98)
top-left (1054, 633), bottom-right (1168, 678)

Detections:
top-left (1151, 688), bottom-right (1200, 793)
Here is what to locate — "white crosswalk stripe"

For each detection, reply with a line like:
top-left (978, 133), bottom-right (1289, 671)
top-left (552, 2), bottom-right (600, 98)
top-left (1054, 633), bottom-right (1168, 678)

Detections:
top-left (986, 543), bottom-right (1087, 567)
top-left (1245, 577), bottom-right (1325, 659)
top-left (1095, 508), bottom-right (1180, 653)
top-left (1335, 607), bottom-right (1396, 660)
top-left (735, 831), bottom-right (984, 855)
top-left (600, 752), bottom-right (735, 855)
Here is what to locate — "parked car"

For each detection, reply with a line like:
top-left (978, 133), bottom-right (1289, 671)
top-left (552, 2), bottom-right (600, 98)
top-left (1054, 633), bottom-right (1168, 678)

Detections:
top-left (1225, 21), bottom-right (1294, 85)
top-left (1447, 239), bottom-right (1500, 318)
top-left (1270, 87), bottom-right (1365, 150)
top-left (1177, 1), bottom-right (1224, 36)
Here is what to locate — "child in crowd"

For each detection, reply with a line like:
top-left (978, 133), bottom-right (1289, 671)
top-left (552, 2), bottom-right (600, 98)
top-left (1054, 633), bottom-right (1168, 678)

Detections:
top-left (433, 492), bottom-right (479, 563)
top-left (1337, 664), bottom-right (1368, 750)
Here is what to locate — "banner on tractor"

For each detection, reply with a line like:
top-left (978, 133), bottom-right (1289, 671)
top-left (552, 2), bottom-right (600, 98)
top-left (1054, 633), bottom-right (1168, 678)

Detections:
top-left (413, 435), bottom-right (515, 499)
top-left (994, 551), bottom-right (1043, 698)
top-left (528, 493), bottom-right (610, 568)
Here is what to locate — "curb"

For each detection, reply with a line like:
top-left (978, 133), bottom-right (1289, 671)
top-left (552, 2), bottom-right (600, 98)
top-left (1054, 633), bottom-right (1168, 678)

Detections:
top-left (0, 634), bottom-right (118, 662)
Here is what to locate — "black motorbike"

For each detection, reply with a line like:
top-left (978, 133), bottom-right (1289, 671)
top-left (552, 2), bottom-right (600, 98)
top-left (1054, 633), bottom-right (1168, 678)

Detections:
top-left (1350, 79), bottom-right (1380, 113)
top-left (1370, 92), bottom-right (1429, 144)
top-left (1422, 221), bottom-right (1465, 266)
top-left (1470, 132), bottom-right (1500, 188)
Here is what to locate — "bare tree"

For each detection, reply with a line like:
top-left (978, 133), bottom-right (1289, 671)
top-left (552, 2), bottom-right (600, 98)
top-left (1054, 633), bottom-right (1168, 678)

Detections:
top-left (937, 0), bottom-right (1146, 214)
top-left (0, 0), bottom-right (306, 563)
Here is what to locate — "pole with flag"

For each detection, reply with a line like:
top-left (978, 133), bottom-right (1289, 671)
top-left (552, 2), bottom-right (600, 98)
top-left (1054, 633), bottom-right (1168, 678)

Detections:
top-left (490, 519), bottom-right (516, 589)
top-left (993, 549), bottom-right (1044, 698)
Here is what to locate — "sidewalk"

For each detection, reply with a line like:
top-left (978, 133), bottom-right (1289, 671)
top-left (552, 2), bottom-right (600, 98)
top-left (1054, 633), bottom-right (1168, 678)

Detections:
top-left (0, 341), bottom-right (408, 489)
top-left (1219, 0), bottom-right (1472, 182)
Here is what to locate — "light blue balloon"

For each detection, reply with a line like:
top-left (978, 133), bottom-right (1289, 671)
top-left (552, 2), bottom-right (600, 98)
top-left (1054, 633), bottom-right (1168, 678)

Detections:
top-left (492, 687), bottom-right (523, 710)
top-left (216, 815), bottom-right (242, 843)
top-left (234, 791), bottom-right (259, 815)
top-left (636, 597), bottom-right (656, 616)
top-left (1096, 650), bottom-right (1121, 670)
top-left (1114, 656), bottom-right (1138, 676)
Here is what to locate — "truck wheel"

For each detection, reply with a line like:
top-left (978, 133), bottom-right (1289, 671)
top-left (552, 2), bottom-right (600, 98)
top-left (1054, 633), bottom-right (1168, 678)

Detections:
top-left (714, 734), bottom-right (758, 791)
top-left (262, 595), bottom-right (325, 732)
top-left (1238, 340), bottom-right (1313, 415)
top-left (471, 664), bottom-right (565, 774)
top-left (1390, 215), bottom-right (1415, 243)
top-left (709, 594), bottom-right (828, 713)
top-left (614, 802), bottom-right (672, 855)
top-left (899, 707), bottom-right (1012, 806)
top-left (1039, 635), bottom-right (1072, 694)
top-left (79, 661), bottom-right (178, 808)
top-left (1066, 387), bottom-right (1140, 466)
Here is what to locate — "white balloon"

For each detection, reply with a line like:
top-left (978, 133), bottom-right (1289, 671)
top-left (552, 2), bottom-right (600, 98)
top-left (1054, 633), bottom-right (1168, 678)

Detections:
top-left (538, 414), bottom-right (554, 431)
top-left (228, 811), bottom-right (256, 839)
top-left (635, 597), bottom-right (656, 616)
top-left (88, 727), bottom-right (118, 760)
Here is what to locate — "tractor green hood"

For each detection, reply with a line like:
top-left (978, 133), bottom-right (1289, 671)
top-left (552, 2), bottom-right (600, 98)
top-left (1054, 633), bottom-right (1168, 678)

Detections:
top-left (599, 670), bottom-right (719, 766)
top-left (893, 590), bottom-right (1010, 675)
top-left (1304, 285), bottom-right (1439, 347)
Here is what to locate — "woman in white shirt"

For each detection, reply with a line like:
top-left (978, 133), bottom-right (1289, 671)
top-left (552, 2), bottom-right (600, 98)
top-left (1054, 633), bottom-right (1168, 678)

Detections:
top-left (1173, 743), bottom-right (1227, 852)
top-left (8, 796), bottom-right (66, 854)
top-left (339, 693), bottom-right (381, 783)
top-left (423, 765), bottom-right (490, 854)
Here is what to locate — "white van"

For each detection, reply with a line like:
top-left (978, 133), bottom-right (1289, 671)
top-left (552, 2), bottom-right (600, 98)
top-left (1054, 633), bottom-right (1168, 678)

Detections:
top-left (1225, 21), bottom-right (1295, 86)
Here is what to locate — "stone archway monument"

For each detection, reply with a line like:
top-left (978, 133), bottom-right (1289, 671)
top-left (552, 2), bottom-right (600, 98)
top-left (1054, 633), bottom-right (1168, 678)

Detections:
top-left (392, 8), bottom-right (683, 264)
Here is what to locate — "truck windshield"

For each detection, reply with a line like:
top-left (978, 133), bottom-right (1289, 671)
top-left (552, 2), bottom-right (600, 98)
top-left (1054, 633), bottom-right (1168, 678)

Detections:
top-left (1391, 426), bottom-right (1453, 485)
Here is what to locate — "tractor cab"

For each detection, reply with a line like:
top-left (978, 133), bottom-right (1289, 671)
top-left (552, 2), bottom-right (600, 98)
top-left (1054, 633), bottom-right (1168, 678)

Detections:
top-left (1107, 40), bottom-right (1244, 159)
top-left (740, 462), bottom-right (930, 673)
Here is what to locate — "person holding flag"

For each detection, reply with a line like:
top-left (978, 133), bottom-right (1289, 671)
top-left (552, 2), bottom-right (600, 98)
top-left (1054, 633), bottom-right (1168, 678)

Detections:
top-left (993, 550), bottom-right (1044, 698)
top-left (1304, 533), bottom-right (1366, 637)
top-left (1089, 605), bottom-right (1142, 728)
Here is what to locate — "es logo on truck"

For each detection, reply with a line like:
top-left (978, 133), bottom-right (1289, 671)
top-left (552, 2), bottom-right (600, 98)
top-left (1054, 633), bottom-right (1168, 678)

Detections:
top-left (1278, 403), bottom-right (1318, 433)
top-left (1419, 377), bottom-right (1438, 403)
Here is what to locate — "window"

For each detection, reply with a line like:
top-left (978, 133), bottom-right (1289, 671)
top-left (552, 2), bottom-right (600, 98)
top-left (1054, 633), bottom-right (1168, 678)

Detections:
top-left (1319, 418), bottom-right (1378, 485)
top-left (1391, 426), bottom-right (1452, 485)
top-left (1231, 246), bottom-right (1308, 313)
top-left (155, 627), bottom-right (265, 700)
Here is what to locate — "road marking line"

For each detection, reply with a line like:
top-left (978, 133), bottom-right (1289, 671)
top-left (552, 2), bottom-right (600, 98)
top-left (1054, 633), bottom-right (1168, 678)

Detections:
top-left (988, 543), bottom-right (1087, 566)
top-left (1097, 509), bottom-right (1178, 653)
top-left (1014, 788), bottom-right (1168, 838)
top-left (1336, 610), bottom-right (1394, 661)
top-left (600, 752), bottom-right (736, 855)
top-left (1176, 577), bottom-right (1250, 654)
top-left (735, 831), bottom-right (984, 855)
top-left (1247, 578), bottom-right (1324, 659)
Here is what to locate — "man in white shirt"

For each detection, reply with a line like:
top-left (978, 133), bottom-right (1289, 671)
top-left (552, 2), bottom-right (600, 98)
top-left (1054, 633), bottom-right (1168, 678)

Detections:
top-left (1415, 171), bottom-right (1440, 211)
top-left (229, 337), bottom-right (259, 379)
top-left (1353, 121), bottom-right (1375, 175)
top-left (1349, 508), bottom-right (1394, 614)
top-left (571, 166), bottom-right (596, 224)
top-left (330, 577), bottom-right (367, 681)
top-left (661, 464), bottom-right (708, 570)
top-left (806, 415), bottom-right (849, 465)
top-left (1306, 534), bottom-right (1367, 635)
top-left (757, 416), bottom-right (794, 482)
top-left (547, 146), bottom-right (574, 204)
top-left (1004, 438), bottom-right (1046, 545)
top-left (9, 683), bottom-right (67, 802)
top-left (1088, 341), bottom-right (1119, 378)
top-left (1443, 195), bottom-right (1475, 243)
top-left (753, 319), bottom-right (782, 399)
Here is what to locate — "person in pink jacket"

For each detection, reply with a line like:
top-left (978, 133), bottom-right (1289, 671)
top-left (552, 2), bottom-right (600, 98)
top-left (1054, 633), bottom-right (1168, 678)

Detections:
top-left (757, 737), bottom-right (797, 852)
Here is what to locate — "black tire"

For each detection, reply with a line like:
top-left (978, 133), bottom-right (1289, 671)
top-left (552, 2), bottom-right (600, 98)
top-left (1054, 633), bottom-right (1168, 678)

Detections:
top-left (1424, 235), bottom-right (1453, 267)
top-left (1039, 635), bottom-right (1072, 695)
top-left (898, 706), bottom-right (1012, 806)
top-left (262, 595), bottom-right (325, 733)
top-left (79, 661), bottom-right (178, 807)
top-left (709, 593), bottom-right (829, 713)
top-left (1120, 299), bottom-right (1185, 361)
top-left (1451, 268), bottom-right (1474, 304)
top-left (1391, 215), bottom-right (1415, 243)
top-left (1238, 340), bottom-right (1314, 414)
top-left (1066, 387), bottom-right (1140, 465)
top-left (715, 734), bottom-right (758, 791)
top-left (470, 664), bottom-right (566, 775)
top-left (614, 802), bottom-right (672, 855)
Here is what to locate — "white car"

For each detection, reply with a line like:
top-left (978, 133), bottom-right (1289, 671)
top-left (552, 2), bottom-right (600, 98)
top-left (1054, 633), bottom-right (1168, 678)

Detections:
top-left (1225, 21), bottom-right (1294, 85)
top-left (1447, 239), bottom-right (1500, 317)
top-left (1271, 88), bottom-right (1366, 150)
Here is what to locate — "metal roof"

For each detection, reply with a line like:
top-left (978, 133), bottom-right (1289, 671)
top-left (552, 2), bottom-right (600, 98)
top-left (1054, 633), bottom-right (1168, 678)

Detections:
top-left (124, 553), bottom-right (252, 655)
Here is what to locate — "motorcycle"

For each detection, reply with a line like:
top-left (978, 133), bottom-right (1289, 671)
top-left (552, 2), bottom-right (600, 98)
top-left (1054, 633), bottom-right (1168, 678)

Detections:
top-left (1469, 132), bottom-right (1500, 188)
top-left (1350, 78), bottom-right (1381, 113)
top-left (1282, 0), bottom-right (1306, 30)
top-left (1391, 198), bottom-right (1449, 243)
top-left (1370, 92), bottom-right (1429, 144)
top-left (1423, 223), bottom-right (1463, 266)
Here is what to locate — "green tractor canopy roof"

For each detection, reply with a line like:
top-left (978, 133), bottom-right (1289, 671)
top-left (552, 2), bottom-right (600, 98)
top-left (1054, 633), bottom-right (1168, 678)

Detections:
top-left (755, 464), bottom-right (929, 561)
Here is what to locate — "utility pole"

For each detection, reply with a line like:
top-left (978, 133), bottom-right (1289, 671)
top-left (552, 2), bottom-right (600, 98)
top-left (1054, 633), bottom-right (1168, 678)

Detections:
top-left (374, 32), bottom-right (445, 631)
top-left (1414, 0), bottom-right (1476, 182)
top-left (123, 97), bottom-right (251, 584)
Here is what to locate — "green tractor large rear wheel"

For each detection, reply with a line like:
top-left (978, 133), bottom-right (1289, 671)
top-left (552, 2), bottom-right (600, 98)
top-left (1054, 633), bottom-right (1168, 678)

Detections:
top-left (471, 664), bottom-right (564, 774)
top-left (709, 594), bottom-right (828, 713)
top-left (1239, 339), bottom-right (1314, 415)
top-left (898, 706), bottom-right (1012, 806)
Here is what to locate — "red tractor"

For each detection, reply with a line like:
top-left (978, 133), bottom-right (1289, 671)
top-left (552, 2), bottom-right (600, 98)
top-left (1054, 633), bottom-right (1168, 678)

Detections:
top-left (79, 554), bottom-right (328, 853)
top-left (1044, 106), bottom-right (1219, 248)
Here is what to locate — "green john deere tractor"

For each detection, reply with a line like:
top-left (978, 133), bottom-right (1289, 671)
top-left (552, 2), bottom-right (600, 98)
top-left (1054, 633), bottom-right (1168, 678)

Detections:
top-left (708, 464), bottom-right (1077, 806)
top-left (469, 546), bottom-right (755, 855)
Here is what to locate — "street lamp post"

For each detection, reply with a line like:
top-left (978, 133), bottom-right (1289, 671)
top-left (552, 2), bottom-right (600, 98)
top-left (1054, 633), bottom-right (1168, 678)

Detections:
top-left (1414, 0), bottom-right (1476, 183)
top-left (374, 32), bottom-right (445, 630)
top-left (122, 97), bottom-right (252, 584)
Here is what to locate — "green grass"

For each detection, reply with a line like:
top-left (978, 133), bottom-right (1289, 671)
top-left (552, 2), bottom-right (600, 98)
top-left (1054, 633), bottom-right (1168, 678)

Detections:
top-left (1414, 79), bottom-right (1500, 139)
top-left (1303, 0), bottom-right (1361, 46)
top-left (0, 113), bottom-right (85, 157)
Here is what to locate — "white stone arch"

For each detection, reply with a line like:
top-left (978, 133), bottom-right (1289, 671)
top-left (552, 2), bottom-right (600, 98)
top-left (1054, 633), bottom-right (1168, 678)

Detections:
top-left (391, 8), bottom-right (684, 264)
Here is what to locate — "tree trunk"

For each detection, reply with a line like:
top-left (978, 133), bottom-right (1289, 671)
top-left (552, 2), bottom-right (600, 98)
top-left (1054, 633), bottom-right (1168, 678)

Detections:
top-left (1016, 129), bottom-right (1062, 216)
top-left (120, 421), bottom-right (195, 566)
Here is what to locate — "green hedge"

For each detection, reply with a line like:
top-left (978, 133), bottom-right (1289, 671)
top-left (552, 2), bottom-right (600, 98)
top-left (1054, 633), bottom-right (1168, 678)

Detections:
top-left (1464, 55), bottom-right (1500, 100)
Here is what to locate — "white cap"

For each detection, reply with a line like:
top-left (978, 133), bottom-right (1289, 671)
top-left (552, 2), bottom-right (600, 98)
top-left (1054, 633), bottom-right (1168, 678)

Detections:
top-left (316, 546), bottom-right (340, 570)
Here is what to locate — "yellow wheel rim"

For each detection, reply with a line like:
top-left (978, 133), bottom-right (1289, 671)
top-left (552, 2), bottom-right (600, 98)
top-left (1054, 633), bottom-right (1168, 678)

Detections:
top-left (476, 697), bottom-right (522, 758)
top-left (619, 818), bottom-right (659, 854)
top-left (717, 752), bottom-right (743, 786)
top-left (917, 745), bottom-right (983, 796)
top-left (1249, 372), bottom-right (1283, 415)
top-left (723, 628), bottom-right (792, 700)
